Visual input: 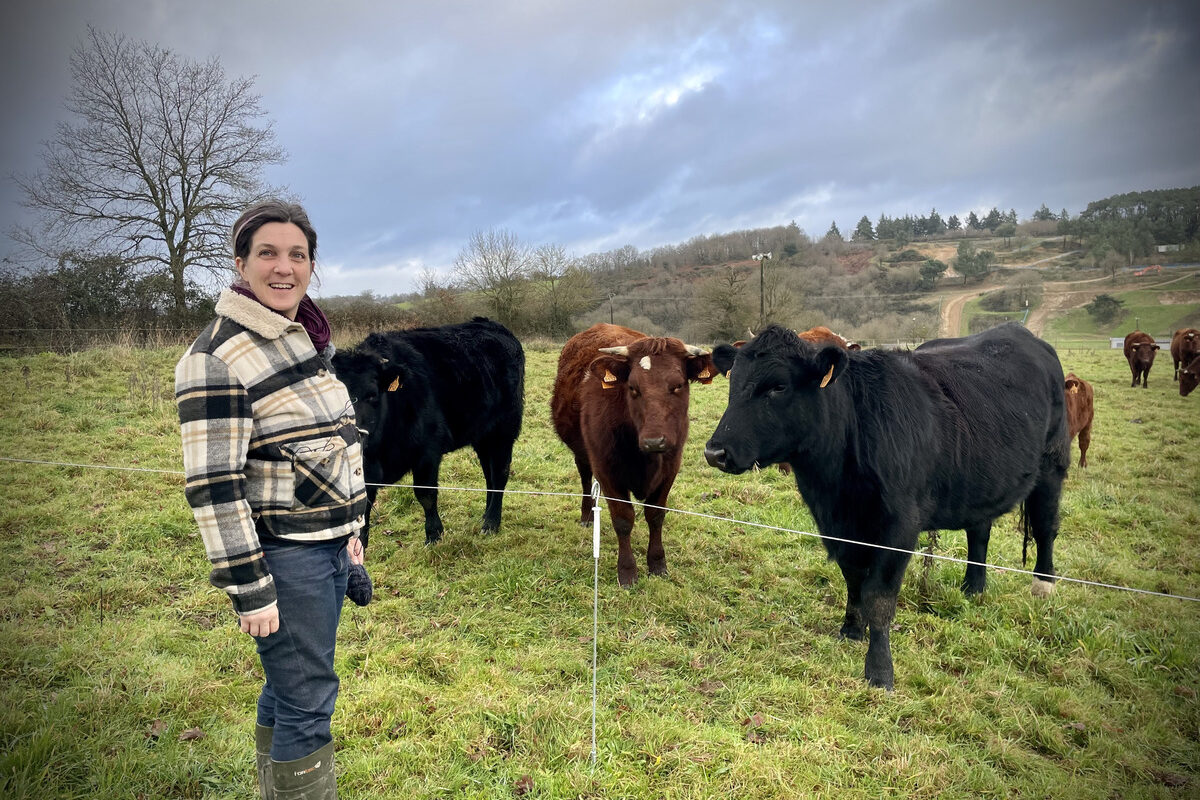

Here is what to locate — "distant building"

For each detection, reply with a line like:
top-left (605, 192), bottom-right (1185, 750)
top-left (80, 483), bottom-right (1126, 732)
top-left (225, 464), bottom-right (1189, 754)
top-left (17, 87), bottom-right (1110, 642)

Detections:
top-left (1156, 244), bottom-right (1183, 253)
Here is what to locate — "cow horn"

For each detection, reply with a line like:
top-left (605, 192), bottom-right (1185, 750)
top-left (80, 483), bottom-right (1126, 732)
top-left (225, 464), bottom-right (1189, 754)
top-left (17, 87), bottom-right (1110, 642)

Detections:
top-left (684, 344), bottom-right (710, 356)
top-left (598, 346), bottom-right (629, 356)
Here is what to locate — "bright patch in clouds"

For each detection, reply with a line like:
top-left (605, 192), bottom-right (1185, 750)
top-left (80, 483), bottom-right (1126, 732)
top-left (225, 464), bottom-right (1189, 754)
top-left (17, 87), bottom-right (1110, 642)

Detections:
top-left (581, 62), bottom-right (721, 138)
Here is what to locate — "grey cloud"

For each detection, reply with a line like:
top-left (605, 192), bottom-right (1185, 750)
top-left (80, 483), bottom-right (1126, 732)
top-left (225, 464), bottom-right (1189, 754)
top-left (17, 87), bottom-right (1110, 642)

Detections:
top-left (2, 0), bottom-right (1198, 296)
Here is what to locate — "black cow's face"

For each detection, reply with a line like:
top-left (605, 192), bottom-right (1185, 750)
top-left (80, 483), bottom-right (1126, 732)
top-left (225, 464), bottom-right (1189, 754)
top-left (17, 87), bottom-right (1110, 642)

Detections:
top-left (705, 328), bottom-right (847, 474)
top-left (331, 347), bottom-right (405, 453)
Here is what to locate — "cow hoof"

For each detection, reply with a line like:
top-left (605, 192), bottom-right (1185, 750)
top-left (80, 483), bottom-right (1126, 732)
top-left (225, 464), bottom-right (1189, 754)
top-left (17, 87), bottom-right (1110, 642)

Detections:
top-left (1031, 578), bottom-right (1056, 597)
top-left (838, 625), bottom-right (865, 642)
top-left (648, 561), bottom-right (668, 577)
top-left (480, 522), bottom-right (499, 535)
top-left (617, 571), bottom-right (638, 588)
top-left (866, 675), bottom-right (895, 692)
top-left (425, 533), bottom-right (442, 546)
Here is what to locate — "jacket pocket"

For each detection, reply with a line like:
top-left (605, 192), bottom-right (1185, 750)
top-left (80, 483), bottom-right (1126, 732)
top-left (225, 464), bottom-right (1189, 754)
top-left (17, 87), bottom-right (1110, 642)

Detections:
top-left (285, 436), bottom-right (353, 509)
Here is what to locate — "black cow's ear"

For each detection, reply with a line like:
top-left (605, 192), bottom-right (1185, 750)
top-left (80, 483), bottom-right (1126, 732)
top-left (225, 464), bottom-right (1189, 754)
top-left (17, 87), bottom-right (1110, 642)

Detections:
top-left (589, 355), bottom-right (631, 389)
top-left (379, 358), bottom-right (406, 392)
top-left (812, 345), bottom-right (849, 389)
top-left (687, 352), bottom-right (717, 384)
top-left (712, 344), bottom-right (739, 376)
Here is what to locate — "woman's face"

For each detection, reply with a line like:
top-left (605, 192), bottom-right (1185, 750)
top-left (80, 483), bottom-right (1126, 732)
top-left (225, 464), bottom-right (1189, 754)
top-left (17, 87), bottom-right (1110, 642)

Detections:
top-left (235, 221), bottom-right (313, 319)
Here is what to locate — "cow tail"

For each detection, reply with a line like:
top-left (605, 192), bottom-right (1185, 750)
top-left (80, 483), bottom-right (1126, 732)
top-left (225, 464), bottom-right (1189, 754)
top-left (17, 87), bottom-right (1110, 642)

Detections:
top-left (1019, 502), bottom-right (1030, 568)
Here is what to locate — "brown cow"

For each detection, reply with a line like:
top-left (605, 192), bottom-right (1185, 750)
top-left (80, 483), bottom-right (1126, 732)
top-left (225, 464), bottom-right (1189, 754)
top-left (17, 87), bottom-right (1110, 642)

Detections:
top-left (1123, 331), bottom-right (1159, 388)
top-left (551, 324), bottom-right (715, 586)
top-left (798, 325), bottom-right (862, 351)
top-left (1170, 328), bottom-right (1200, 382)
top-left (1063, 372), bottom-right (1094, 467)
top-left (1180, 354), bottom-right (1200, 397)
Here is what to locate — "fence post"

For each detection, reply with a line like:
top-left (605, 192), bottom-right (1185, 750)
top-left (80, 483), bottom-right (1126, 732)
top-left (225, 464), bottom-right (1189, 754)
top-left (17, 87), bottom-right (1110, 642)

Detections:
top-left (591, 479), bottom-right (601, 767)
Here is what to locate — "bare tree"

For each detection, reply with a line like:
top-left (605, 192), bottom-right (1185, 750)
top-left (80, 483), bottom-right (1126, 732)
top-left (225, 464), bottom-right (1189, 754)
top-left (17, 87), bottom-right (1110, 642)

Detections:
top-left (452, 228), bottom-right (531, 328)
top-left (13, 27), bottom-right (285, 314)
top-left (693, 266), bottom-right (753, 342)
top-left (527, 243), bottom-right (596, 337)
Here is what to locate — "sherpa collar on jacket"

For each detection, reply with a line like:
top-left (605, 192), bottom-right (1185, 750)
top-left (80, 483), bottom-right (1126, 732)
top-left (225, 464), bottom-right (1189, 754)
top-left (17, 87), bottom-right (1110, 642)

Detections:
top-left (214, 289), bottom-right (299, 340)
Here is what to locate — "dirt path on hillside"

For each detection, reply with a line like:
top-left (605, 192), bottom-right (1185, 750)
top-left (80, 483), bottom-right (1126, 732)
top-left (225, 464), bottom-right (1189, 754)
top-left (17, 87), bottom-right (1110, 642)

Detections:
top-left (1025, 271), bottom-right (1197, 336)
top-left (936, 250), bottom-right (1084, 337)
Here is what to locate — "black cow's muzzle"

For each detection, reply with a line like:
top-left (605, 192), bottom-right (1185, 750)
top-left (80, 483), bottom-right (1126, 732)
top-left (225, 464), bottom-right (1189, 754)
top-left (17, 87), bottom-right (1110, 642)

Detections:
top-left (703, 443), bottom-right (731, 472)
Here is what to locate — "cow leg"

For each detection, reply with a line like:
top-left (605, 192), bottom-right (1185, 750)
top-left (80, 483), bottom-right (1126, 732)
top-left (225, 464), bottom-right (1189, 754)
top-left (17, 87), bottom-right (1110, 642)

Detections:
top-left (962, 521), bottom-right (992, 596)
top-left (1077, 423), bottom-right (1091, 468)
top-left (412, 459), bottom-right (445, 544)
top-left (605, 493), bottom-right (638, 587)
top-left (861, 549), bottom-right (912, 691)
top-left (643, 481), bottom-right (675, 577)
top-left (360, 484), bottom-right (380, 551)
top-left (836, 558), bottom-right (867, 641)
top-left (1026, 475), bottom-right (1063, 597)
top-left (574, 452), bottom-right (593, 527)
top-left (474, 436), bottom-right (514, 534)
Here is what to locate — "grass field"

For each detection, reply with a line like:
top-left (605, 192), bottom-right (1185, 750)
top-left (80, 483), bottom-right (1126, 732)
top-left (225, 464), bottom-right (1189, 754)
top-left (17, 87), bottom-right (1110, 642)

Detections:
top-left (0, 336), bottom-right (1198, 799)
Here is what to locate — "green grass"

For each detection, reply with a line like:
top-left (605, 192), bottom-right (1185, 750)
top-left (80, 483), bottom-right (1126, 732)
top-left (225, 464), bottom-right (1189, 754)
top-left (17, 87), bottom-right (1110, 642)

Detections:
top-left (1, 340), bottom-right (1198, 799)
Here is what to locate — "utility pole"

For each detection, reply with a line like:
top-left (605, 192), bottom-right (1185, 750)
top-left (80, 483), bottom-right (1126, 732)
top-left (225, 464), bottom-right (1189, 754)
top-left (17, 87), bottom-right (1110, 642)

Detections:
top-left (752, 251), bottom-right (771, 329)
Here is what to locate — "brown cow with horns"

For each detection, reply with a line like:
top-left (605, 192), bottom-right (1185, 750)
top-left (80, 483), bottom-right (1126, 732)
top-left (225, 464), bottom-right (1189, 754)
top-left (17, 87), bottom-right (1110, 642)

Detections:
top-left (551, 324), bottom-right (716, 586)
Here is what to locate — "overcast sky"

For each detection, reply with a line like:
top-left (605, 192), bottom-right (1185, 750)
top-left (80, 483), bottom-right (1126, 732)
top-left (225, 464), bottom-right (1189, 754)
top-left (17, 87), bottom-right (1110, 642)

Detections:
top-left (2, 0), bottom-right (1198, 298)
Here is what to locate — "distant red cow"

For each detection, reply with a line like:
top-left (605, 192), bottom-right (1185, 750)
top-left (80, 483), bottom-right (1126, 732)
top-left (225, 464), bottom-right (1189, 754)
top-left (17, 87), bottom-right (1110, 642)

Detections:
top-left (1170, 328), bottom-right (1200, 382)
top-left (550, 324), bottom-right (715, 586)
top-left (1063, 373), bottom-right (1094, 467)
top-left (724, 325), bottom-right (859, 372)
top-left (1123, 331), bottom-right (1160, 388)
top-left (798, 325), bottom-right (862, 350)
top-left (1179, 354), bottom-right (1200, 397)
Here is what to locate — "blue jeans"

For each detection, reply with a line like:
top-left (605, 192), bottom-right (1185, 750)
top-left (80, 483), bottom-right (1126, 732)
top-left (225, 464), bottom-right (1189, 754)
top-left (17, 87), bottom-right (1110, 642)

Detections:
top-left (254, 537), bottom-right (349, 761)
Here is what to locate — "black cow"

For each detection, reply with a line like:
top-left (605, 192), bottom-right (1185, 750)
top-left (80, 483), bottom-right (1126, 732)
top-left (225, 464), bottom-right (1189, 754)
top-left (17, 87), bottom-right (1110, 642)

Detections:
top-left (703, 323), bottom-right (1069, 690)
top-left (331, 317), bottom-right (524, 547)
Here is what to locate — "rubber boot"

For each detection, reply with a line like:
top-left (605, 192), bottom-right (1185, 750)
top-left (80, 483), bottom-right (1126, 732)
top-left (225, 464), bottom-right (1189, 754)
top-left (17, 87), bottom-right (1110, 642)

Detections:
top-left (272, 740), bottom-right (337, 799)
top-left (255, 724), bottom-right (274, 800)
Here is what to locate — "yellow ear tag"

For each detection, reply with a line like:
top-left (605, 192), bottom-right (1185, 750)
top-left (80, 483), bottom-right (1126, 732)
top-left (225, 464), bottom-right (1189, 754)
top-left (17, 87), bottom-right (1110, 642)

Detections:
top-left (1068, 385), bottom-right (1078, 394)
top-left (697, 368), bottom-right (711, 379)
top-left (387, 377), bottom-right (401, 392)
top-left (601, 369), bottom-right (618, 388)
top-left (819, 364), bottom-right (835, 388)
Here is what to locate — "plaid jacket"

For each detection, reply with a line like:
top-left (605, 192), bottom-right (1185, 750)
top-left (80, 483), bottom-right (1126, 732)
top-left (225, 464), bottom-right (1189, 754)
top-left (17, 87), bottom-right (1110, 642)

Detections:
top-left (175, 290), bottom-right (368, 615)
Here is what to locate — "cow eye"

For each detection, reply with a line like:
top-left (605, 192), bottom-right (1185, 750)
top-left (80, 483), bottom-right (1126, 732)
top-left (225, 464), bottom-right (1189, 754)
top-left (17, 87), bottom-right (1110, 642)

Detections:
top-left (629, 387), bottom-right (641, 398)
top-left (670, 384), bottom-right (683, 394)
top-left (768, 383), bottom-right (787, 397)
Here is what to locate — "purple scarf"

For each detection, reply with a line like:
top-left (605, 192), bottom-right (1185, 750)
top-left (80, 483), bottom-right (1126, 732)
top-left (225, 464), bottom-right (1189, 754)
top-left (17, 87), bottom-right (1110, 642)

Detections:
top-left (230, 282), bottom-right (332, 353)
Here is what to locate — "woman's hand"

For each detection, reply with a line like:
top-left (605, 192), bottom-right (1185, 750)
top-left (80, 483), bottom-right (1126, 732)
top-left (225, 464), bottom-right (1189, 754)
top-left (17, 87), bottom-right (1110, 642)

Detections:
top-left (348, 535), bottom-right (365, 566)
top-left (239, 607), bottom-right (280, 638)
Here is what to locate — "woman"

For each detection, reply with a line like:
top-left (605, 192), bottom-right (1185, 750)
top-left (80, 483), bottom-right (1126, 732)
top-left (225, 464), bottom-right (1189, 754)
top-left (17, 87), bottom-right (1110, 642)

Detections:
top-left (175, 200), bottom-right (370, 798)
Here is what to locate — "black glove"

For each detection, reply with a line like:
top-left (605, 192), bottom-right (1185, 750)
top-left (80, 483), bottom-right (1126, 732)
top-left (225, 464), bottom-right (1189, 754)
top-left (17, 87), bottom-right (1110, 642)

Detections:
top-left (346, 563), bottom-right (373, 606)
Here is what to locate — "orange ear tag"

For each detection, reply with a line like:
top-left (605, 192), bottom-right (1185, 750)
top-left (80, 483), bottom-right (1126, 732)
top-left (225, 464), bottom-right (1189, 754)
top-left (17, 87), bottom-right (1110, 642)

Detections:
top-left (388, 377), bottom-right (401, 392)
top-left (602, 369), bottom-right (618, 388)
top-left (819, 364), bottom-right (835, 388)
top-left (697, 368), bottom-right (711, 379)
